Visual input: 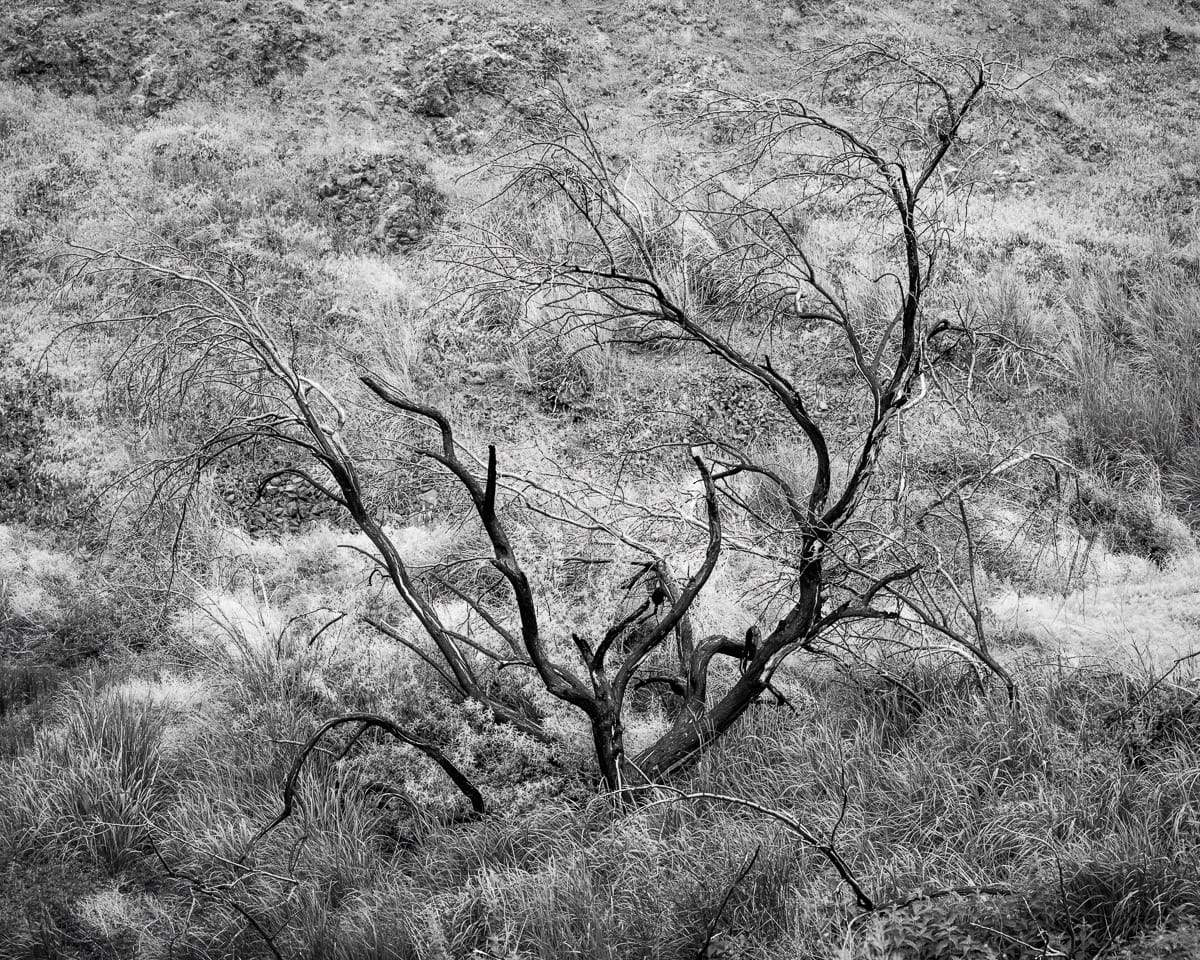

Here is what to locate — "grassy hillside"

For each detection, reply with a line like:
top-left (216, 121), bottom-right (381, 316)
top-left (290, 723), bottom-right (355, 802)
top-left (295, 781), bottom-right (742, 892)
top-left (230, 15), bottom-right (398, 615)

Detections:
top-left (1, 0), bottom-right (1200, 957)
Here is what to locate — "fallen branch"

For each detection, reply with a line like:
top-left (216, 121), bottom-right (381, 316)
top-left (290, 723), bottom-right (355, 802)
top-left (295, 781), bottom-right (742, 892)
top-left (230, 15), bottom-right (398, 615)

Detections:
top-left (150, 834), bottom-right (287, 960)
top-left (641, 787), bottom-right (875, 910)
top-left (875, 883), bottom-right (1014, 913)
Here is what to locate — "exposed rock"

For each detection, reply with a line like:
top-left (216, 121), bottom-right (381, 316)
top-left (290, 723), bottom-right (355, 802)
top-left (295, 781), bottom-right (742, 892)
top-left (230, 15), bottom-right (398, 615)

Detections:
top-left (0, 1), bottom-right (333, 110)
top-left (314, 152), bottom-right (446, 252)
top-left (413, 76), bottom-right (457, 118)
top-left (215, 462), bottom-right (339, 538)
top-left (413, 18), bottom-right (578, 118)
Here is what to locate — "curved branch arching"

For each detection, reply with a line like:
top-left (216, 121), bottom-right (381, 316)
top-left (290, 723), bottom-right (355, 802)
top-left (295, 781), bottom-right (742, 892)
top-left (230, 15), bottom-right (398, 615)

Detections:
top-left (242, 713), bottom-right (486, 860)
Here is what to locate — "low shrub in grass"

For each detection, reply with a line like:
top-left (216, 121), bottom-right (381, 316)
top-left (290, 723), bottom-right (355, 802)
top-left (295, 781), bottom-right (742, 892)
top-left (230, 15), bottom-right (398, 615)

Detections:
top-left (1070, 480), bottom-right (1193, 564)
top-left (853, 851), bottom-right (1200, 960)
top-left (0, 857), bottom-right (110, 960)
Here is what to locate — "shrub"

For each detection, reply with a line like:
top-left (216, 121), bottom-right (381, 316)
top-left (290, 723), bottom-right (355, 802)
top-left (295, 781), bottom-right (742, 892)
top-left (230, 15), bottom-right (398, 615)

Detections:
top-left (851, 896), bottom-right (999, 959)
top-left (0, 360), bottom-right (70, 526)
top-left (0, 528), bottom-right (136, 667)
top-left (1070, 480), bottom-right (1193, 564)
top-left (0, 348), bottom-right (123, 532)
top-left (1113, 922), bottom-right (1200, 959)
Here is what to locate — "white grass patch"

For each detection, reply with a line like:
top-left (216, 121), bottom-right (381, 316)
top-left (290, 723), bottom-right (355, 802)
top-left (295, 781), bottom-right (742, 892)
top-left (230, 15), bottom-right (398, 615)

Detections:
top-left (178, 590), bottom-right (287, 654)
top-left (75, 886), bottom-right (153, 941)
top-left (686, 559), bottom-right (757, 638)
top-left (991, 554), bottom-right (1200, 665)
top-left (204, 520), bottom-right (459, 588)
top-left (108, 673), bottom-right (210, 712)
top-left (325, 253), bottom-right (415, 303)
top-left (174, 591), bottom-right (339, 704)
top-left (623, 711), bottom-right (671, 757)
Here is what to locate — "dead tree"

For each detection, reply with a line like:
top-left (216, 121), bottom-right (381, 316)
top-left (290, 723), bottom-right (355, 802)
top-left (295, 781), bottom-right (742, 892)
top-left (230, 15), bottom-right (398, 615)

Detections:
top-left (72, 45), bottom-right (1006, 793)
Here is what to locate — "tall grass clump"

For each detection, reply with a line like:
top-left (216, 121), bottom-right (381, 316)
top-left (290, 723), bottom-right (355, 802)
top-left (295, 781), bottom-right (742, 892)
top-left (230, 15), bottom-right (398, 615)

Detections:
top-left (1065, 256), bottom-right (1200, 523)
top-left (967, 257), bottom-right (1056, 386)
top-left (0, 683), bottom-right (168, 872)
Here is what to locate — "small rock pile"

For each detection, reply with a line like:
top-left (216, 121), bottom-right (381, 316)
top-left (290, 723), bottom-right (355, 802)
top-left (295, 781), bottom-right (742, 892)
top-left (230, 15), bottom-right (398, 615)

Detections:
top-left (315, 154), bottom-right (445, 252)
top-left (217, 467), bottom-right (337, 538)
top-left (699, 376), bottom-right (792, 446)
top-left (413, 76), bottom-right (457, 118)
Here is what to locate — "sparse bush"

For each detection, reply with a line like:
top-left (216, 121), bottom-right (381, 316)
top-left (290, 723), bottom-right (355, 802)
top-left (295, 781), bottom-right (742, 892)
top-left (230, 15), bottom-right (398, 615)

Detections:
top-left (5, 0), bottom-right (1200, 954)
top-left (81, 45), bottom-right (1006, 792)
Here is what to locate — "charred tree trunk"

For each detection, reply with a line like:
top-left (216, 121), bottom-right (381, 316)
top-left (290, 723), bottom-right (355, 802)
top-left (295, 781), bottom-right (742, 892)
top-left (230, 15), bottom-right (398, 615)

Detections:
top-left (634, 562), bottom-right (824, 780)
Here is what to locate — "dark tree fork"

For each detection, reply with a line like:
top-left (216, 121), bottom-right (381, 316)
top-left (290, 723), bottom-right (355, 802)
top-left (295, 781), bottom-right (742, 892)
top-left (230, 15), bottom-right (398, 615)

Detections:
top-left (72, 45), bottom-right (1013, 798)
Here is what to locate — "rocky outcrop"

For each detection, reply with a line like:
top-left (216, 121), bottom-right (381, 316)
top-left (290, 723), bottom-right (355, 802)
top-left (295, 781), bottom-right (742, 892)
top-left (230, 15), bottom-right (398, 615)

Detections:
top-left (315, 153), bottom-right (446, 252)
top-left (409, 18), bottom-right (579, 122)
top-left (217, 467), bottom-right (337, 538)
top-left (0, 0), bottom-right (332, 113)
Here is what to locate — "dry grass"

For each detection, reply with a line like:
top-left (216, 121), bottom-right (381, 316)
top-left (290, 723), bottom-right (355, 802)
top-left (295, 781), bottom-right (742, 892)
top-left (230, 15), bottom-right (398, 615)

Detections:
top-left (6, 646), bottom-right (1200, 959)
top-left (1065, 256), bottom-right (1200, 521)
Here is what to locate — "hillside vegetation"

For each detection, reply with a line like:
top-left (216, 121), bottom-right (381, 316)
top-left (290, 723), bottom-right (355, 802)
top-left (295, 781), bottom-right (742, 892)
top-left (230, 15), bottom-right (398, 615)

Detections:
top-left (1, 0), bottom-right (1200, 958)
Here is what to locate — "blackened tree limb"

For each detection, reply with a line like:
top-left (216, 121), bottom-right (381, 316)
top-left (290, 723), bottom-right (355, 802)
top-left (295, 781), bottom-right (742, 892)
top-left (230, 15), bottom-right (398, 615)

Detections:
top-left (244, 713), bottom-right (486, 859)
top-left (360, 373), bottom-right (594, 712)
top-left (613, 450), bottom-right (722, 702)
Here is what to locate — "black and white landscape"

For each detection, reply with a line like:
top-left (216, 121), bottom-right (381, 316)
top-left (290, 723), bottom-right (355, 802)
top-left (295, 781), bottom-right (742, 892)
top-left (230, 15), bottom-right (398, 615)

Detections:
top-left (2, 1), bottom-right (1199, 957)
